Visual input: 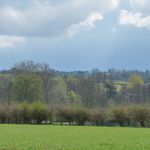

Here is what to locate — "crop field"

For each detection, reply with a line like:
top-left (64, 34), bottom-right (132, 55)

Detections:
top-left (0, 125), bottom-right (150, 150)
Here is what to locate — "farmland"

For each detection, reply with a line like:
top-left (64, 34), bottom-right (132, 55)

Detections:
top-left (0, 125), bottom-right (150, 150)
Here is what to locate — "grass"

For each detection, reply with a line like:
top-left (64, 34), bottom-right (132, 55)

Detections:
top-left (0, 125), bottom-right (150, 150)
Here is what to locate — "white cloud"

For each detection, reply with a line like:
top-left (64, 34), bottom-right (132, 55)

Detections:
top-left (110, 27), bottom-right (116, 32)
top-left (66, 13), bottom-right (103, 36)
top-left (118, 10), bottom-right (150, 29)
top-left (130, 0), bottom-right (150, 14)
top-left (0, 35), bottom-right (26, 48)
top-left (0, 0), bottom-right (120, 38)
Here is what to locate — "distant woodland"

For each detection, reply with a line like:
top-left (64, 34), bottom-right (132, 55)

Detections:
top-left (1, 60), bottom-right (150, 126)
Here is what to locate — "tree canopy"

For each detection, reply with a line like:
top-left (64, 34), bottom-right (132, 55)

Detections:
top-left (12, 74), bottom-right (42, 102)
top-left (128, 75), bottom-right (144, 88)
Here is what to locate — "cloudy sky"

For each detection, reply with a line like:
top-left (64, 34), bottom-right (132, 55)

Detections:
top-left (0, 0), bottom-right (150, 71)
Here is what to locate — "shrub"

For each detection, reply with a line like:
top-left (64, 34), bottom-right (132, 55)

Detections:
top-left (44, 104), bottom-right (54, 124)
top-left (124, 105), bottom-right (133, 126)
top-left (109, 105), bottom-right (127, 126)
top-left (10, 102), bottom-right (21, 124)
top-left (30, 100), bottom-right (49, 124)
top-left (57, 104), bottom-right (74, 125)
top-left (131, 104), bottom-right (150, 127)
top-left (73, 107), bottom-right (89, 125)
top-left (19, 101), bottom-right (31, 124)
top-left (0, 104), bottom-right (8, 123)
top-left (89, 107), bottom-right (107, 126)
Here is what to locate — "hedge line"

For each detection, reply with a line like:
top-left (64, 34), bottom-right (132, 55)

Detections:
top-left (0, 101), bottom-right (150, 127)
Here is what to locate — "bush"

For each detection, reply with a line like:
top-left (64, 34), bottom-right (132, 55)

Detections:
top-left (9, 102), bottom-right (21, 124)
top-left (44, 104), bottom-right (54, 124)
top-left (30, 100), bottom-right (50, 124)
top-left (89, 107), bottom-right (107, 126)
top-left (124, 105), bottom-right (133, 126)
top-left (109, 105), bottom-right (127, 126)
top-left (0, 104), bottom-right (8, 123)
top-left (73, 107), bottom-right (89, 125)
top-left (57, 104), bottom-right (74, 125)
top-left (19, 101), bottom-right (31, 124)
top-left (131, 104), bottom-right (150, 127)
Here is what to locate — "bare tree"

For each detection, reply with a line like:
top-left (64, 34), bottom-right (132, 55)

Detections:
top-left (11, 60), bottom-right (36, 75)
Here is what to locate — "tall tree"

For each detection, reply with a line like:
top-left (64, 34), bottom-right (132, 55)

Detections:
top-left (105, 83), bottom-right (117, 100)
top-left (49, 79), bottom-right (67, 104)
top-left (34, 62), bottom-right (55, 102)
top-left (11, 60), bottom-right (55, 102)
top-left (12, 74), bottom-right (42, 103)
top-left (128, 75), bottom-right (144, 88)
top-left (11, 60), bottom-right (36, 75)
top-left (76, 77), bottom-right (95, 108)
top-left (127, 75), bottom-right (144, 103)
top-left (67, 90), bottom-right (82, 106)
top-left (0, 75), bottom-right (14, 103)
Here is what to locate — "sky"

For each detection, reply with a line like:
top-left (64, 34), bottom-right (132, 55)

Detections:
top-left (0, 0), bottom-right (150, 71)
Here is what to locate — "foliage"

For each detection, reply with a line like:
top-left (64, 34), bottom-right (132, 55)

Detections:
top-left (0, 104), bottom-right (9, 123)
top-left (131, 104), bottom-right (150, 127)
top-left (12, 74), bottom-right (42, 102)
top-left (76, 77), bottom-right (96, 108)
top-left (3, 60), bottom-right (150, 127)
top-left (73, 106), bottom-right (89, 125)
top-left (3, 60), bottom-right (150, 107)
top-left (49, 78), bottom-right (67, 104)
top-left (93, 83), bottom-right (107, 107)
top-left (115, 82), bottom-right (127, 85)
top-left (105, 83), bottom-right (117, 99)
top-left (128, 75), bottom-right (144, 88)
top-left (89, 107), bottom-right (108, 126)
top-left (33, 62), bottom-right (54, 102)
top-left (67, 90), bottom-right (82, 106)
top-left (108, 105), bottom-right (127, 126)
top-left (1, 102), bottom-right (150, 127)
top-left (30, 100), bottom-right (50, 124)
top-left (10, 102), bottom-right (21, 124)
top-left (0, 75), bottom-right (14, 103)
top-left (65, 78), bottom-right (77, 92)
top-left (56, 104), bottom-right (74, 125)
top-left (124, 105), bottom-right (133, 126)
top-left (19, 101), bottom-right (31, 124)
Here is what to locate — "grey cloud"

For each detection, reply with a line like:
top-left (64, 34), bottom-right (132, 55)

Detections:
top-left (0, 0), bottom-right (119, 38)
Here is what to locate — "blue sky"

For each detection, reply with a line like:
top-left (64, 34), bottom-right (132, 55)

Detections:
top-left (0, 0), bottom-right (150, 71)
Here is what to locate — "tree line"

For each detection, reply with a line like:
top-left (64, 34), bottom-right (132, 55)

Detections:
top-left (1, 62), bottom-right (150, 83)
top-left (1, 60), bottom-right (117, 107)
top-left (1, 60), bottom-right (150, 126)
top-left (1, 60), bottom-right (150, 106)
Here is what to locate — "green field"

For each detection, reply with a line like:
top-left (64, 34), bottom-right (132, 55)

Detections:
top-left (0, 125), bottom-right (150, 150)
